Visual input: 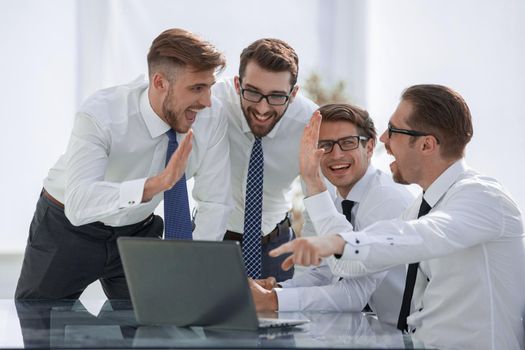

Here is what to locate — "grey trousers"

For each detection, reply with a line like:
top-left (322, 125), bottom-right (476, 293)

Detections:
top-left (15, 192), bottom-right (163, 300)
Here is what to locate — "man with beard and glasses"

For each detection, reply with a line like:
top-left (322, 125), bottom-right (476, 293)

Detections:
top-left (16, 28), bottom-right (231, 300)
top-left (212, 38), bottom-right (318, 281)
top-left (269, 85), bottom-right (525, 350)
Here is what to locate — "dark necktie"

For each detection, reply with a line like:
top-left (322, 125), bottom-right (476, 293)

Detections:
top-left (342, 199), bottom-right (374, 312)
top-left (163, 129), bottom-right (192, 240)
top-left (397, 197), bottom-right (432, 332)
top-left (341, 200), bottom-right (355, 226)
top-left (242, 137), bottom-right (264, 278)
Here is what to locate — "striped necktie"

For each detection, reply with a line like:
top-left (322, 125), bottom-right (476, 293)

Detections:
top-left (242, 137), bottom-right (264, 278)
top-left (163, 129), bottom-right (192, 240)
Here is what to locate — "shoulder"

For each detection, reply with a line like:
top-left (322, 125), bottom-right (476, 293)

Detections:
top-left (284, 93), bottom-right (319, 124)
top-left (212, 78), bottom-right (237, 104)
top-left (78, 77), bottom-right (147, 128)
top-left (363, 169), bottom-right (414, 219)
top-left (449, 169), bottom-right (521, 215)
top-left (372, 168), bottom-right (413, 199)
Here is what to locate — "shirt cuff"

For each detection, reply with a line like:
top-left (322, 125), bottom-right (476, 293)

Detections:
top-left (275, 287), bottom-right (300, 311)
top-left (119, 178), bottom-right (147, 208)
top-left (338, 232), bottom-right (371, 261)
top-left (304, 190), bottom-right (338, 223)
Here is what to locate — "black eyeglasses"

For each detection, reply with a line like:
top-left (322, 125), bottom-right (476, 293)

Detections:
top-left (387, 123), bottom-right (440, 144)
top-left (239, 80), bottom-right (292, 106)
top-left (317, 135), bottom-right (369, 154)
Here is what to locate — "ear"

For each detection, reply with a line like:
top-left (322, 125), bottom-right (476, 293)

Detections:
top-left (289, 85), bottom-right (300, 103)
top-left (152, 72), bottom-right (169, 92)
top-left (234, 76), bottom-right (241, 95)
top-left (421, 135), bottom-right (439, 155)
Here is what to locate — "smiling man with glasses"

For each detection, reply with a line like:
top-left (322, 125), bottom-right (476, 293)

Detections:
top-left (212, 38), bottom-right (319, 281)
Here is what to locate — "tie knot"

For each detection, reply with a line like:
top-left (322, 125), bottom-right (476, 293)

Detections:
top-left (166, 129), bottom-right (178, 144)
top-left (341, 200), bottom-right (355, 222)
top-left (417, 198), bottom-right (432, 218)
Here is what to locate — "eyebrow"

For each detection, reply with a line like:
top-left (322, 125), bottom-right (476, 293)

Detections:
top-left (189, 81), bottom-right (216, 88)
top-left (243, 83), bottom-right (288, 95)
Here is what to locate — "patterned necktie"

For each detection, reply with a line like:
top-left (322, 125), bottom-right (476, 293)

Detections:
top-left (163, 129), bottom-right (192, 240)
top-left (242, 137), bottom-right (264, 279)
top-left (397, 197), bottom-right (432, 332)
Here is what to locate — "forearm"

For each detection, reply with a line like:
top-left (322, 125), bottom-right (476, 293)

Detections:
top-left (143, 172), bottom-right (172, 203)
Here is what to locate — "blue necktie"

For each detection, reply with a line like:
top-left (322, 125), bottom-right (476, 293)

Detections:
top-left (242, 137), bottom-right (264, 278)
top-left (163, 129), bottom-right (192, 240)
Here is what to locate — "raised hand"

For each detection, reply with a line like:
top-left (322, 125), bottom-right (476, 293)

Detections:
top-left (142, 130), bottom-right (193, 202)
top-left (300, 111), bottom-right (326, 196)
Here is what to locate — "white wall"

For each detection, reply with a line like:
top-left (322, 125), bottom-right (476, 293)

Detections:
top-left (1, 0), bottom-right (524, 297)
top-left (366, 0), bottom-right (525, 209)
top-left (0, 0), bottom-right (77, 253)
top-left (0, 0), bottom-right (327, 255)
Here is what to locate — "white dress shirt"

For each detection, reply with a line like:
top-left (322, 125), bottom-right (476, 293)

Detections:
top-left (276, 166), bottom-right (413, 326)
top-left (330, 159), bottom-right (525, 350)
top-left (44, 76), bottom-right (232, 240)
top-left (212, 78), bottom-right (319, 236)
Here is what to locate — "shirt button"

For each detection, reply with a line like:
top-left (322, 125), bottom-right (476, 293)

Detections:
top-left (355, 238), bottom-right (360, 244)
top-left (355, 250), bottom-right (359, 254)
top-left (128, 200), bottom-right (135, 205)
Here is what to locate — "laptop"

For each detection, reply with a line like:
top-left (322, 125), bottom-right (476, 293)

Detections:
top-left (117, 237), bottom-right (309, 331)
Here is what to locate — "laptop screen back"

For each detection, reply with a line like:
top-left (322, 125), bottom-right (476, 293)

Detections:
top-left (117, 238), bottom-right (260, 331)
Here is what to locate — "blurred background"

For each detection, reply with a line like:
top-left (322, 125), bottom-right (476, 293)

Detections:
top-left (1, 0), bottom-right (524, 299)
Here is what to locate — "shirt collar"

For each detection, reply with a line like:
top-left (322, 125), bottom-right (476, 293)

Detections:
top-left (423, 159), bottom-right (468, 207)
top-left (140, 87), bottom-right (170, 139)
top-left (335, 165), bottom-right (377, 204)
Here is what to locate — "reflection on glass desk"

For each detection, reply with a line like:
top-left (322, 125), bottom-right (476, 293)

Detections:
top-left (0, 299), bottom-right (425, 349)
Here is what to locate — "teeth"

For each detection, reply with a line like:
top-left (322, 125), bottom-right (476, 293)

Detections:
top-left (253, 113), bottom-right (271, 122)
top-left (330, 164), bottom-right (350, 170)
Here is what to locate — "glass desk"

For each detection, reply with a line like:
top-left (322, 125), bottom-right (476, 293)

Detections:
top-left (0, 299), bottom-right (425, 349)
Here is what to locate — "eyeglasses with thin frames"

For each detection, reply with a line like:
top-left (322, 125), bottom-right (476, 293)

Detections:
top-left (239, 79), bottom-right (293, 106)
top-left (387, 123), bottom-right (440, 144)
top-left (317, 135), bottom-right (370, 154)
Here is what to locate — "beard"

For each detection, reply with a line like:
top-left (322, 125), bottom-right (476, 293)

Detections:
top-left (240, 100), bottom-right (288, 138)
top-left (392, 170), bottom-right (410, 185)
top-left (162, 88), bottom-right (181, 130)
top-left (162, 88), bottom-right (202, 133)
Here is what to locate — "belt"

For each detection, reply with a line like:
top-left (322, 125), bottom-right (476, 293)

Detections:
top-left (224, 216), bottom-right (290, 245)
top-left (42, 189), bottom-right (64, 209)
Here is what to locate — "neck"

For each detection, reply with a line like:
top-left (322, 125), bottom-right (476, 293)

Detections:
top-left (148, 87), bottom-right (165, 122)
top-left (337, 185), bottom-right (352, 199)
top-left (419, 157), bottom-right (460, 191)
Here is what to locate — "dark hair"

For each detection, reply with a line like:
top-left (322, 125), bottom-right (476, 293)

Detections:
top-left (402, 84), bottom-right (473, 159)
top-left (239, 38), bottom-right (298, 86)
top-left (147, 28), bottom-right (225, 80)
top-left (319, 103), bottom-right (377, 142)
